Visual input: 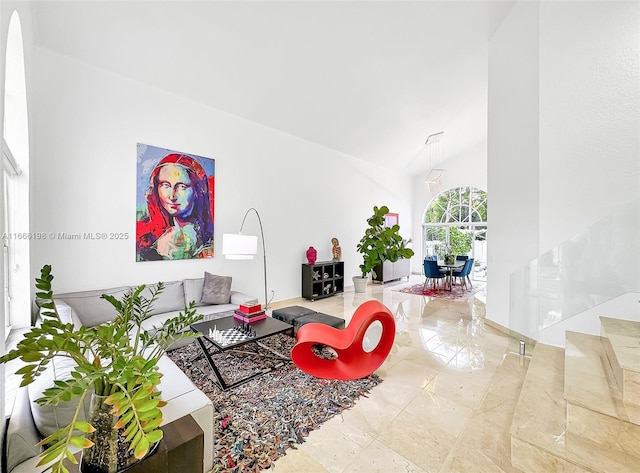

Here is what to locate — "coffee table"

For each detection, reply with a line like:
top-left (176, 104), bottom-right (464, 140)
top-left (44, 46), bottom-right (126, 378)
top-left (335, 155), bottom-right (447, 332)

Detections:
top-left (190, 315), bottom-right (293, 390)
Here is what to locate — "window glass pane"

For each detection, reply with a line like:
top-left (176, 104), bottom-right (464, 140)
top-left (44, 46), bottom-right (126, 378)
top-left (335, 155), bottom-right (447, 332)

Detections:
top-left (423, 187), bottom-right (487, 281)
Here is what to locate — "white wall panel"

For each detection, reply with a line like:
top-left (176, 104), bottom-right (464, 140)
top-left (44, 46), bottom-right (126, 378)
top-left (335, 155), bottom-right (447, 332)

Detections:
top-left (31, 49), bottom-right (412, 301)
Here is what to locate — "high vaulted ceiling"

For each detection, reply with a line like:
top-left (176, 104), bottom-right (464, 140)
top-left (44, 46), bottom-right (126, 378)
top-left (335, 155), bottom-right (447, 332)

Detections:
top-left (32, 1), bottom-right (515, 175)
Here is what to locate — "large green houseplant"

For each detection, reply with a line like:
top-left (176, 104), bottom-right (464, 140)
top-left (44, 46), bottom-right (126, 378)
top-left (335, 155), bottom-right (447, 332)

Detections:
top-left (354, 205), bottom-right (415, 292)
top-left (0, 265), bottom-right (202, 473)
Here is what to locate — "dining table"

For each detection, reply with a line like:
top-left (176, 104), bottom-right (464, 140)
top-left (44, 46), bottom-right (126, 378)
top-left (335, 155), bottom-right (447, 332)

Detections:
top-left (437, 260), bottom-right (466, 291)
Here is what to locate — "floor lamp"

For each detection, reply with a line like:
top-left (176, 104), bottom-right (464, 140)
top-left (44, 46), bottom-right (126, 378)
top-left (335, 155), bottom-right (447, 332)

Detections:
top-left (221, 208), bottom-right (269, 309)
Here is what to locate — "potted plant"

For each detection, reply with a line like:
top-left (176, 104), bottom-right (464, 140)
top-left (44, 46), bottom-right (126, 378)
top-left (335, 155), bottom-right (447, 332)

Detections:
top-left (0, 265), bottom-right (202, 473)
top-left (354, 205), bottom-right (415, 292)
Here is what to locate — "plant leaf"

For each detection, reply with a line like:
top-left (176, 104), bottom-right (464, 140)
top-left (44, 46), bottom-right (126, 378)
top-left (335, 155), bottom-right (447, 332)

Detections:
top-left (69, 436), bottom-right (94, 449)
top-left (145, 429), bottom-right (163, 444)
top-left (134, 437), bottom-right (150, 459)
top-left (73, 421), bottom-right (96, 434)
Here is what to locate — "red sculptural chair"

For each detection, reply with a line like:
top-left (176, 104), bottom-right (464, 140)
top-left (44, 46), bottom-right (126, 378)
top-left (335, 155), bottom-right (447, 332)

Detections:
top-left (290, 300), bottom-right (395, 380)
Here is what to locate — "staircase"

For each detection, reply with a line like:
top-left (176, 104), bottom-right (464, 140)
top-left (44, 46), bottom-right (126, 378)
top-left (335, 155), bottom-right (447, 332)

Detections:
top-left (510, 316), bottom-right (640, 472)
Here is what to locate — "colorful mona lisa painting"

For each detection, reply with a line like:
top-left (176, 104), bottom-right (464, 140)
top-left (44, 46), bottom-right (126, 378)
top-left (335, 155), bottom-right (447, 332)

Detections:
top-left (136, 143), bottom-right (215, 261)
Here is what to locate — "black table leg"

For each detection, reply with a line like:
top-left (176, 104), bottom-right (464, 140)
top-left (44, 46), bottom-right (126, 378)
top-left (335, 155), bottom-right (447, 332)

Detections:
top-left (193, 335), bottom-right (291, 391)
top-left (194, 336), bottom-right (229, 390)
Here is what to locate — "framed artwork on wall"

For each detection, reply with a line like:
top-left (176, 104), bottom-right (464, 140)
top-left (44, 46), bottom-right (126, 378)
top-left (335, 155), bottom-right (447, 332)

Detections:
top-left (135, 143), bottom-right (215, 261)
top-left (384, 212), bottom-right (399, 229)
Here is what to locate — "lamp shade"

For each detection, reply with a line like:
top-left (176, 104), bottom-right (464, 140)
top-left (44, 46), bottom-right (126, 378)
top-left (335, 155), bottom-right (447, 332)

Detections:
top-left (222, 233), bottom-right (258, 260)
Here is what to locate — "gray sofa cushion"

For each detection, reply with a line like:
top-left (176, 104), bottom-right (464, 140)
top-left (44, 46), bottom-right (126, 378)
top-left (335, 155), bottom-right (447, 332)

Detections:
top-left (201, 273), bottom-right (232, 305)
top-left (230, 291), bottom-right (259, 306)
top-left (58, 286), bottom-right (129, 327)
top-left (183, 278), bottom-right (205, 307)
top-left (53, 300), bottom-right (83, 329)
top-left (27, 355), bottom-right (90, 439)
top-left (141, 280), bottom-right (185, 315)
top-left (6, 388), bottom-right (41, 473)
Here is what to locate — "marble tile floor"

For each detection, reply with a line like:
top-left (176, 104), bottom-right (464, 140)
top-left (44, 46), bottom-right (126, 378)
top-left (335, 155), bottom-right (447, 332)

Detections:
top-left (3, 275), bottom-right (532, 473)
top-left (267, 276), bottom-right (530, 473)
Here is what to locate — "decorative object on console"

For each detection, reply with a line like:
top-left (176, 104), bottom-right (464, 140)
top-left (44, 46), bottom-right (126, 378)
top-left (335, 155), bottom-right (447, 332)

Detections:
top-left (354, 205), bottom-right (414, 293)
top-left (233, 311), bottom-right (267, 323)
top-left (238, 301), bottom-right (261, 314)
top-left (305, 246), bottom-right (317, 265)
top-left (331, 238), bottom-right (341, 261)
top-left (222, 207), bottom-right (270, 309)
top-left (233, 302), bottom-right (266, 323)
top-left (0, 266), bottom-right (203, 473)
top-left (136, 143), bottom-right (215, 262)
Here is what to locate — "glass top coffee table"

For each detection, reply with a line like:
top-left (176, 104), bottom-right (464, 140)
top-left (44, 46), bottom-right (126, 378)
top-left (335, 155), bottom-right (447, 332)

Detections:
top-left (190, 315), bottom-right (293, 390)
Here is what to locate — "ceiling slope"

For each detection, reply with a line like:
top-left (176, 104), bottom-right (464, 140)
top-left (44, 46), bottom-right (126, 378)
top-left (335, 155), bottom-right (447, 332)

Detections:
top-left (32, 1), bottom-right (515, 174)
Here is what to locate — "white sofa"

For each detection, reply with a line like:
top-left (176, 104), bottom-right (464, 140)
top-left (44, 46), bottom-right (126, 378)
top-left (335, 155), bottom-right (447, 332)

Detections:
top-left (3, 276), bottom-right (256, 473)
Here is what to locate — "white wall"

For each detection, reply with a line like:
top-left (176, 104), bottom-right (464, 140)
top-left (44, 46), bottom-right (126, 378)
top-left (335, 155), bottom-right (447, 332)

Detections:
top-left (488, 1), bottom-right (640, 331)
top-left (538, 1), bottom-right (640, 251)
top-left (487, 1), bottom-right (540, 328)
top-left (30, 47), bottom-right (413, 315)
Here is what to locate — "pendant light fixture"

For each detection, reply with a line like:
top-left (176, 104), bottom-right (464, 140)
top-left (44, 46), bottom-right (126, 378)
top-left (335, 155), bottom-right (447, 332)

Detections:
top-left (425, 132), bottom-right (445, 192)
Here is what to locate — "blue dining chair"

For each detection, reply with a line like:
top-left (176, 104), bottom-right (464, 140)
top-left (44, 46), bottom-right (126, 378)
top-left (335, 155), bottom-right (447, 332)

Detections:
top-left (456, 255), bottom-right (469, 261)
top-left (453, 258), bottom-right (474, 289)
top-left (423, 259), bottom-right (446, 290)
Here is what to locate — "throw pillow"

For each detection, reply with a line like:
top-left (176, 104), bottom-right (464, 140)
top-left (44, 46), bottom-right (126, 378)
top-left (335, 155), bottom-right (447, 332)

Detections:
top-left (183, 278), bottom-right (205, 307)
top-left (141, 280), bottom-right (185, 315)
top-left (201, 272), bottom-right (232, 305)
top-left (59, 286), bottom-right (129, 327)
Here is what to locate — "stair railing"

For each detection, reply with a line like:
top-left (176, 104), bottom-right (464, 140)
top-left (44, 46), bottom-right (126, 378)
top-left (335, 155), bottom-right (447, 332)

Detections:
top-left (509, 199), bottom-right (640, 341)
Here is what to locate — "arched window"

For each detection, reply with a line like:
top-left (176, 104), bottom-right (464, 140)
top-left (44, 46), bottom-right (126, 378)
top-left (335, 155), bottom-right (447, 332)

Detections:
top-left (422, 187), bottom-right (487, 281)
top-left (3, 10), bottom-right (30, 334)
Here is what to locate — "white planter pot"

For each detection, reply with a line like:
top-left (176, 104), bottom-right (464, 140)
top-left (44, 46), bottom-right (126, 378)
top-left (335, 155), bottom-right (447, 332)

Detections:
top-left (352, 276), bottom-right (369, 293)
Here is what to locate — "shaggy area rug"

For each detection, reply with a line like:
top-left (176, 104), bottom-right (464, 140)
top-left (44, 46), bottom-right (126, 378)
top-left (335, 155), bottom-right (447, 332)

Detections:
top-left (394, 281), bottom-right (485, 300)
top-left (167, 333), bottom-right (382, 473)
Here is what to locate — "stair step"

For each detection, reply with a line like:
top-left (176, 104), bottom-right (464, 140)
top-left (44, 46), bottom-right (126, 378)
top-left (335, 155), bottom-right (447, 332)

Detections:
top-left (565, 331), bottom-right (640, 426)
top-left (565, 331), bottom-right (629, 419)
top-left (564, 331), bottom-right (640, 463)
top-left (510, 341), bottom-right (639, 472)
top-left (599, 316), bottom-right (640, 407)
top-left (510, 343), bottom-right (570, 471)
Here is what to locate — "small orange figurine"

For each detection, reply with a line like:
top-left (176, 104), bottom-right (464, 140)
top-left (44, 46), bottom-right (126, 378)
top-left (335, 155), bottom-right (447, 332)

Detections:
top-left (331, 238), bottom-right (341, 262)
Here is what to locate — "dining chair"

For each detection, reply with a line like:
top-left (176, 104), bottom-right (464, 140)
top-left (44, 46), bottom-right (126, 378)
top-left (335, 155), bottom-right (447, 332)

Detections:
top-left (456, 255), bottom-right (469, 261)
top-left (423, 259), bottom-right (446, 290)
top-left (453, 258), bottom-right (474, 289)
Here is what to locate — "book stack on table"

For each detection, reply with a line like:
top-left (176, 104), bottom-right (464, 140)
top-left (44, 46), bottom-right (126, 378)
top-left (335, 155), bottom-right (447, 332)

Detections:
top-left (233, 301), bottom-right (266, 323)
